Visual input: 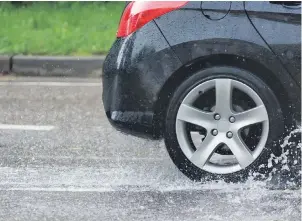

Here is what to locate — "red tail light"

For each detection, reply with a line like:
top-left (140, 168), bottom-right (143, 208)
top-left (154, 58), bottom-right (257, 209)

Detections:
top-left (117, 1), bottom-right (188, 37)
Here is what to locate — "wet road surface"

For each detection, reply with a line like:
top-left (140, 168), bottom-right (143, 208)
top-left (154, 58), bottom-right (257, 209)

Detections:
top-left (0, 76), bottom-right (300, 221)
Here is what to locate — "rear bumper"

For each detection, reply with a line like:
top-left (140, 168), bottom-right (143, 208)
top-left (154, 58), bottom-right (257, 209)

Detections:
top-left (102, 46), bottom-right (157, 138)
top-left (105, 110), bottom-right (155, 139)
top-left (102, 21), bottom-right (182, 139)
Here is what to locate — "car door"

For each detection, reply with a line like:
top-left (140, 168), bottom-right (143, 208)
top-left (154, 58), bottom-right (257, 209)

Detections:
top-left (245, 1), bottom-right (301, 85)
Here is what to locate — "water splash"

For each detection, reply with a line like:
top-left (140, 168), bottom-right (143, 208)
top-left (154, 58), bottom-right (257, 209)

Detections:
top-left (266, 127), bottom-right (301, 190)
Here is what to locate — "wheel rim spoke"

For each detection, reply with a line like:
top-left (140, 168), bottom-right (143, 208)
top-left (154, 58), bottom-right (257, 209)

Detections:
top-left (190, 135), bottom-right (220, 168)
top-left (226, 133), bottom-right (254, 168)
top-left (215, 79), bottom-right (233, 113)
top-left (177, 104), bottom-right (214, 129)
top-left (234, 105), bottom-right (268, 130)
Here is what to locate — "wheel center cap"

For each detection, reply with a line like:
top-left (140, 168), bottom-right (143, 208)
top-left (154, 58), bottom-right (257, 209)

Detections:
top-left (217, 120), bottom-right (230, 132)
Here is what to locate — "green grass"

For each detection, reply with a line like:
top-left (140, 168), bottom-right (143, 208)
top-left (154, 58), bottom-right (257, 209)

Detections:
top-left (0, 2), bottom-right (124, 55)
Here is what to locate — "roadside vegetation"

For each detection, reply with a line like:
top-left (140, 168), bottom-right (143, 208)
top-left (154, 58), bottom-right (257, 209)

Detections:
top-left (0, 2), bottom-right (124, 55)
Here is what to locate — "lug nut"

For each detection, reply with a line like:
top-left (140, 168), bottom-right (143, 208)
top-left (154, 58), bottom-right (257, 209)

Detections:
top-left (226, 131), bottom-right (233, 138)
top-left (229, 116), bottom-right (236, 123)
top-left (214, 114), bottom-right (221, 120)
top-left (211, 129), bottom-right (218, 136)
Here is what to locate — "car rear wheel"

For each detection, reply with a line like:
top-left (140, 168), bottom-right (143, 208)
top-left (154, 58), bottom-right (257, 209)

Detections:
top-left (164, 66), bottom-right (285, 182)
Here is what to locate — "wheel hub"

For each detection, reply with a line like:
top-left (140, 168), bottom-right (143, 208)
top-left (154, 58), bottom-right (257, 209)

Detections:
top-left (216, 119), bottom-right (231, 133)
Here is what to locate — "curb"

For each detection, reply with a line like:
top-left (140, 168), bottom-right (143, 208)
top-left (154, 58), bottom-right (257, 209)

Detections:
top-left (0, 55), bottom-right (11, 74)
top-left (1, 55), bottom-right (106, 78)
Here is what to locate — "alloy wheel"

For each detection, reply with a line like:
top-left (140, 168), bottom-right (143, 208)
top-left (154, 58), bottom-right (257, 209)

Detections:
top-left (175, 78), bottom-right (269, 174)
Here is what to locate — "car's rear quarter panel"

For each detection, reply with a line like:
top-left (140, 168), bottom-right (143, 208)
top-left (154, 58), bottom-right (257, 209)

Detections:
top-left (154, 1), bottom-right (300, 125)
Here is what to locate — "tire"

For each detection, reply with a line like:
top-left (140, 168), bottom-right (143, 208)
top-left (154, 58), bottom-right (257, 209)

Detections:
top-left (164, 66), bottom-right (285, 182)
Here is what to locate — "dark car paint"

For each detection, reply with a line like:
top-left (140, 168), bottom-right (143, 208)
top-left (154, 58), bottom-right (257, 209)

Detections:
top-left (201, 1), bottom-right (232, 20)
top-left (102, 21), bottom-right (182, 138)
top-left (244, 1), bottom-right (301, 85)
top-left (102, 1), bottom-right (301, 139)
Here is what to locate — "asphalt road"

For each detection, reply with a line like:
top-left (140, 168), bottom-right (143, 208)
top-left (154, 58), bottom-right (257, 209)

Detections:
top-left (0, 76), bottom-right (300, 221)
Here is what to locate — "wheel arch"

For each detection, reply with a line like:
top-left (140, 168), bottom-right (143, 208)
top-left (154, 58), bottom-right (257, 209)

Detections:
top-left (153, 52), bottom-right (299, 138)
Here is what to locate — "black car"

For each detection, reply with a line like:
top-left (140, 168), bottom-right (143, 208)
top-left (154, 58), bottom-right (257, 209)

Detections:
top-left (102, 1), bottom-right (301, 182)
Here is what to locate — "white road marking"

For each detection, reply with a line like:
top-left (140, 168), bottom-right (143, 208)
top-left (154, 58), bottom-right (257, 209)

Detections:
top-left (0, 82), bottom-right (101, 87)
top-left (0, 124), bottom-right (55, 131)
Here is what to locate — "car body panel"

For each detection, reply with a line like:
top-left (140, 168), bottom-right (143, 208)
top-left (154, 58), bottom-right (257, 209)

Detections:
top-left (200, 1), bottom-right (232, 20)
top-left (245, 1), bottom-right (301, 85)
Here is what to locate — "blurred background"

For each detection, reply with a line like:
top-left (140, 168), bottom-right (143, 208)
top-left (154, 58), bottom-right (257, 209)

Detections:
top-left (0, 1), bottom-right (124, 56)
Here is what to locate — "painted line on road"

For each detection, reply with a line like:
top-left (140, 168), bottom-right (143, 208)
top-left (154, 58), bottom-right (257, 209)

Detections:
top-left (0, 124), bottom-right (55, 131)
top-left (0, 82), bottom-right (101, 87)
